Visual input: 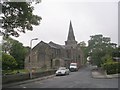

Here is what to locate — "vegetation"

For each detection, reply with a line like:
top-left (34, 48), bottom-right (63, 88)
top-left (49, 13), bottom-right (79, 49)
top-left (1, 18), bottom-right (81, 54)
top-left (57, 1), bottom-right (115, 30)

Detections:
top-left (101, 52), bottom-right (120, 74)
top-left (2, 52), bottom-right (17, 71)
top-left (2, 69), bottom-right (29, 75)
top-left (102, 62), bottom-right (120, 74)
top-left (87, 34), bottom-right (117, 67)
top-left (9, 39), bottom-right (30, 69)
top-left (112, 46), bottom-right (120, 58)
top-left (2, 37), bottom-right (30, 69)
top-left (1, 0), bottom-right (41, 74)
top-left (83, 34), bottom-right (120, 74)
top-left (101, 54), bottom-right (113, 64)
top-left (78, 41), bottom-right (88, 64)
top-left (1, 1), bottom-right (42, 37)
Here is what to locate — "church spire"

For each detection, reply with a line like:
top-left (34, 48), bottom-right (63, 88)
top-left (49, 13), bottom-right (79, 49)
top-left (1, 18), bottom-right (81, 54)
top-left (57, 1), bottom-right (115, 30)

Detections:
top-left (67, 20), bottom-right (75, 41)
top-left (65, 21), bottom-right (77, 45)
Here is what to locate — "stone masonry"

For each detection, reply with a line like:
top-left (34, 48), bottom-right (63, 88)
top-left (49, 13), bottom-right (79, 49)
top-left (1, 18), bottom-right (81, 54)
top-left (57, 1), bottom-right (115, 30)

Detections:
top-left (25, 21), bottom-right (84, 70)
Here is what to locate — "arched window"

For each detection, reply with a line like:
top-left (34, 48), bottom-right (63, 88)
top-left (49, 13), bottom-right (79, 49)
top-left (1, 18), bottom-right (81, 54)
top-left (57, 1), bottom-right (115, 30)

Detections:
top-left (55, 60), bottom-right (60, 66)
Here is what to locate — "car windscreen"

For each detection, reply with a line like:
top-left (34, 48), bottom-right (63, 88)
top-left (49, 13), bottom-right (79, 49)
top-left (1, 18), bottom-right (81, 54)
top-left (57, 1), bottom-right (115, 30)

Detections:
top-left (59, 67), bottom-right (66, 70)
top-left (70, 64), bottom-right (76, 66)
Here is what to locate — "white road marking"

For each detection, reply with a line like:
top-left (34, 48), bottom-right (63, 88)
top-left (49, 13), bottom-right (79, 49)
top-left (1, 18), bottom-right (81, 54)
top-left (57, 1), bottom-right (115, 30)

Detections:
top-left (19, 85), bottom-right (27, 88)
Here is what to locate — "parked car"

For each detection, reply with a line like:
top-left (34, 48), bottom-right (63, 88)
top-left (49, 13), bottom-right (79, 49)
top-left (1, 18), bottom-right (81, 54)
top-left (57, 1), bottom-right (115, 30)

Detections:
top-left (55, 67), bottom-right (70, 76)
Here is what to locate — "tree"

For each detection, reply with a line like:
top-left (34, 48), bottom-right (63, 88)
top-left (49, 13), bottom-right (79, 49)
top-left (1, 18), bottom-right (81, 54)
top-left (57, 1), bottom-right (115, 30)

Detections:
top-left (79, 41), bottom-right (86, 47)
top-left (101, 54), bottom-right (113, 64)
top-left (2, 37), bottom-right (13, 53)
top-left (78, 41), bottom-right (88, 63)
top-left (2, 37), bottom-right (30, 69)
top-left (10, 40), bottom-right (29, 69)
top-left (2, 52), bottom-right (17, 70)
top-left (1, 1), bottom-right (42, 37)
top-left (87, 34), bottom-right (117, 67)
top-left (0, 43), bottom-right (2, 69)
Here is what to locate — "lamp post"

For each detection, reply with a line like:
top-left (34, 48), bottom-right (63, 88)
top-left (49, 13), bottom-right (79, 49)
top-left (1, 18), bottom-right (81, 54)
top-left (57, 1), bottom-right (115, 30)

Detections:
top-left (29, 38), bottom-right (38, 79)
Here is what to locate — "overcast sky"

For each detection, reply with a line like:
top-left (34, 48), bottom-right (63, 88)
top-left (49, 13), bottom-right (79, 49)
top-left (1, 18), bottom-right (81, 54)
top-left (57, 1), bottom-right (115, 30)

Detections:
top-left (11, 0), bottom-right (118, 48)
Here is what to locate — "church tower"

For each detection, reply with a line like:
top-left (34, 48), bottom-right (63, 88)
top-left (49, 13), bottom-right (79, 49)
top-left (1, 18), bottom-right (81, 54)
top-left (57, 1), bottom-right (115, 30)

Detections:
top-left (65, 21), bottom-right (77, 46)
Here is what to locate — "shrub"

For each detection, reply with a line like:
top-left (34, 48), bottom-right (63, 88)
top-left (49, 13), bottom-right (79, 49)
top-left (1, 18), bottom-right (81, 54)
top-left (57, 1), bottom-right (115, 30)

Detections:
top-left (101, 54), bottom-right (113, 64)
top-left (2, 52), bottom-right (17, 71)
top-left (102, 62), bottom-right (120, 74)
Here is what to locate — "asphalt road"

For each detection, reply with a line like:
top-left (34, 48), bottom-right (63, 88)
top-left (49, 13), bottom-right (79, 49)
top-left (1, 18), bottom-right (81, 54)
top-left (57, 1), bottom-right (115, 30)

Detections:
top-left (9, 66), bottom-right (118, 88)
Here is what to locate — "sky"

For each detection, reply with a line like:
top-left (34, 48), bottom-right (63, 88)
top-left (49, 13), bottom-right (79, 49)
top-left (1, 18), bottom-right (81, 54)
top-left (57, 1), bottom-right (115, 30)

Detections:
top-left (10, 0), bottom-right (118, 48)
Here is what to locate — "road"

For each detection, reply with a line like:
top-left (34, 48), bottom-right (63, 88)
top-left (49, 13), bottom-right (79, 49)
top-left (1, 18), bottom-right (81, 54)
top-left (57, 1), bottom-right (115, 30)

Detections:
top-left (9, 66), bottom-right (118, 88)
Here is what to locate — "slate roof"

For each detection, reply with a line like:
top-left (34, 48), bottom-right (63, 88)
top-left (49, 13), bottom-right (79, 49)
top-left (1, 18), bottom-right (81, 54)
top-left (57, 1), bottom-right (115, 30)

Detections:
top-left (48, 41), bottom-right (64, 49)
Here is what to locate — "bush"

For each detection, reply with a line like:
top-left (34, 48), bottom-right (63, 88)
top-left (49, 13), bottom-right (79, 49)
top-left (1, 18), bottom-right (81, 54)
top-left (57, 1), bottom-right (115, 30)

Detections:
top-left (2, 52), bottom-right (17, 71)
top-left (102, 62), bottom-right (120, 74)
top-left (101, 54), bottom-right (113, 64)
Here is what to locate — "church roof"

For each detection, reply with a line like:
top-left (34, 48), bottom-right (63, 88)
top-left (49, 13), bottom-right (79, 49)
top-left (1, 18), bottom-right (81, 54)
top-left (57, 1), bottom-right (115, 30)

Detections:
top-left (32, 41), bottom-right (48, 50)
top-left (48, 41), bottom-right (64, 49)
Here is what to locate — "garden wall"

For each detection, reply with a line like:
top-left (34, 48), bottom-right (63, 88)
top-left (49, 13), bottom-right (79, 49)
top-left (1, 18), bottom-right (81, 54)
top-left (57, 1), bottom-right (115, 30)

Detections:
top-left (2, 70), bottom-right (56, 84)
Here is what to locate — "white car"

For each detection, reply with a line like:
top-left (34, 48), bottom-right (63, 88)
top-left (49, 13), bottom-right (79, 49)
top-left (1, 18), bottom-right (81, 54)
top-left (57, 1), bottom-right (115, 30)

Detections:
top-left (55, 67), bottom-right (70, 76)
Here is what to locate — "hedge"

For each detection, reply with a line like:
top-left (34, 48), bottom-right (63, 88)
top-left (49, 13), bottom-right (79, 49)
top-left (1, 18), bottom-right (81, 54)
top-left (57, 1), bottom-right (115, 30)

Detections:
top-left (102, 62), bottom-right (120, 74)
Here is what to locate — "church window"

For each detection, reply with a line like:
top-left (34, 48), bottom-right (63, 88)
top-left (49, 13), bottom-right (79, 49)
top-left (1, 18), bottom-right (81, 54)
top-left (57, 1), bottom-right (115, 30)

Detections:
top-left (55, 60), bottom-right (60, 66)
top-left (66, 50), bottom-right (70, 58)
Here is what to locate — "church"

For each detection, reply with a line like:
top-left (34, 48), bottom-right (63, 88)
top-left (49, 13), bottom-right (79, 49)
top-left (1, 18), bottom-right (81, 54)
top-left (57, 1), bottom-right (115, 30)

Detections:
top-left (25, 21), bottom-right (84, 70)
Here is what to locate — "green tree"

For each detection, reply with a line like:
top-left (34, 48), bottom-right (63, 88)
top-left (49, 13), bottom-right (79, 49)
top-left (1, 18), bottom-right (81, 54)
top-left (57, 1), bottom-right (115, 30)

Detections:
top-left (2, 52), bottom-right (17, 70)
top-left (87, 34), bottom-right (117, 67)
top-left (2, 37), bottom-right (30, 69)
top-left (2, 37), bottom-right (13, 53)
top-left (79, 41), bottom-right (86, 47)
top-left (101, 54), bottom-right (113, 64)
top-left (10, 41), bottom-right (29, 69)
top-left (78, 41), bottom-right (88, 63)
top-left (112, 45), bottom-right (120, 58)
top-left (1, 1), bottom-right (42, 37)
top-left (0, 43), bottom-right (2, 69)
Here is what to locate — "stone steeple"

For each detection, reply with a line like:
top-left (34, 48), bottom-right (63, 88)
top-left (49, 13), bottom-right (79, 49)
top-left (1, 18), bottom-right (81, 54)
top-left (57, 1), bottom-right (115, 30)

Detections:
top-left (65, 21), bottom-right (77, 46)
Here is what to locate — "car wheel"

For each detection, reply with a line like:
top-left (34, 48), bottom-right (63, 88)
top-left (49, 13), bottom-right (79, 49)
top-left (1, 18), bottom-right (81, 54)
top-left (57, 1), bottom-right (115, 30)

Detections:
top-left (65, 72), bottom-right (67, 75)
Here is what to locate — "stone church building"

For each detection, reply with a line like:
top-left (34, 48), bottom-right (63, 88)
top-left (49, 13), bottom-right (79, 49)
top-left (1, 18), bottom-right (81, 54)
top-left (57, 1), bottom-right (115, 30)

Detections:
top-left (25, 21), bottom-right (84, 70)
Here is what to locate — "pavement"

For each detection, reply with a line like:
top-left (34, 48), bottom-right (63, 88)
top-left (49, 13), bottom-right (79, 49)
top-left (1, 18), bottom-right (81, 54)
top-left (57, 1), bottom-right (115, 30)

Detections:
top-left (91, 67), bottom-right (120, 79)
top-left (3, 74), bottom-right (55, 88)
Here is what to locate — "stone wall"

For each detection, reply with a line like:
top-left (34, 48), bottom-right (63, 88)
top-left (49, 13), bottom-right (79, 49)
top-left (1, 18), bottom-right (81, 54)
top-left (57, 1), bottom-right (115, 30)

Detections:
top-left (25, 40), bottom-right (84, 70)
top-left (2, 70), bottom-right (56, 84)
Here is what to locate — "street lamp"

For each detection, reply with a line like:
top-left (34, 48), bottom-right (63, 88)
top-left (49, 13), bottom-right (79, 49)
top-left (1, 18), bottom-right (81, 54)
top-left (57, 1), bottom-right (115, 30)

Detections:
top-left (30, 38), bottom-right (38, 49)
top-left (29, 38), bottom-right (38, 79)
